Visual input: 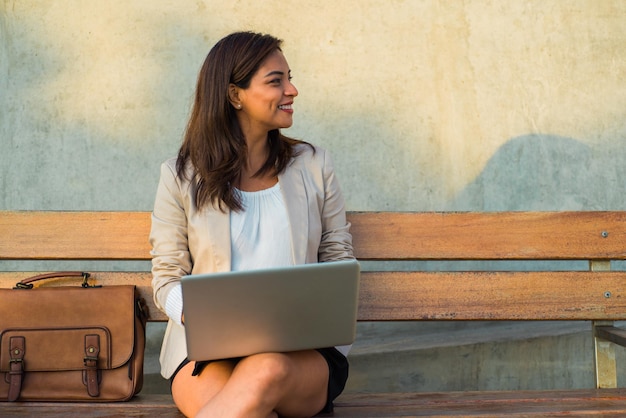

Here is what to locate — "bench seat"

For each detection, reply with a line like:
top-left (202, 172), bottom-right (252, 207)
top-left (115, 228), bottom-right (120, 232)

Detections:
top-left (3, 389), bottom-right (626, 417)
top-left (336, 389), bottom-right (626, 416)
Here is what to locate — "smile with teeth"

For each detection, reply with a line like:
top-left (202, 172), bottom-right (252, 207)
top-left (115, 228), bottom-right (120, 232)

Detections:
top-left (278, 104), bottom-right (292, 110)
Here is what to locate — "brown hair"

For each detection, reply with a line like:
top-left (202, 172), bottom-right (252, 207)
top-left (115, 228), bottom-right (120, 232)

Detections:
top-left (176, 31), bottom-right (311, 212)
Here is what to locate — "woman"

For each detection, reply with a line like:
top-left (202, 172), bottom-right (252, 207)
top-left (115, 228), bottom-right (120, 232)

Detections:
top-left (150, 31), bottom-right (354, 418)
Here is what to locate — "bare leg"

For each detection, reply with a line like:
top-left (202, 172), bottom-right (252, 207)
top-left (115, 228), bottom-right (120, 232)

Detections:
top-left (171, 359), bottom-right (237, 417)
top-left (171, 350), bottom-right (329, 418)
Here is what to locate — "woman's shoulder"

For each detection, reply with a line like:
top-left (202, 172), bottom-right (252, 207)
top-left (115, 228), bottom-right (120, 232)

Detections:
top-left (160, 156), bottom-right (196, 177)
top-left (158, 156), bottom-right (197, 190)
top-left (292, 142), bottom-right (328, 163)
top-left (287, 142), bottom-right (340, 180)
top-left (161, 156), bottom-right (178, 171)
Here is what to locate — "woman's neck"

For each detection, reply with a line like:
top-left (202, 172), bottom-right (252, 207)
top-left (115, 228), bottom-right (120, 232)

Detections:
top-left (237, 135), bottom-right (277, 192)
top-left (245, 136), bottom-right (269, 173)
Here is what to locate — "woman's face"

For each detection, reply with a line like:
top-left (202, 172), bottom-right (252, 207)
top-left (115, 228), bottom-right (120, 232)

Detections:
top-left (232, 49), bottom-right (298, 140)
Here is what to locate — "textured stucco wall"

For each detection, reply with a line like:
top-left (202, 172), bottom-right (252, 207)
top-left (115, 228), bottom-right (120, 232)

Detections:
top-left (2, 0), bottom-right (625, 212)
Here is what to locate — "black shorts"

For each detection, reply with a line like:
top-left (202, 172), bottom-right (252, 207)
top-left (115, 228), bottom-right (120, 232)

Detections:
top-left (170, 347), bottom-right (349, 414)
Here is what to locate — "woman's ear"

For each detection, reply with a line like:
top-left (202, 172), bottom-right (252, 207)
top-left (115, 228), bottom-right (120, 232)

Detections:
top-left (228, 84), bottom-right (242, 110)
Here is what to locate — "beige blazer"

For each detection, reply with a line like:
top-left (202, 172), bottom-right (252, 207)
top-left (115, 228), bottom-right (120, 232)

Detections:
top-left (150, 144), bottom-right (354, 378)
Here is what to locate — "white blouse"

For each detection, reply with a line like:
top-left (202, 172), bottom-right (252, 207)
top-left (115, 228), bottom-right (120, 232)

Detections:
top-left (230, 182), bottom-right (294, 270)
top-left (164, 182), bottom-right (293, 325)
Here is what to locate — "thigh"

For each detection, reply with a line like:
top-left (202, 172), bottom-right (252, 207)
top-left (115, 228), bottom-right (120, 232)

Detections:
top-left (263, 350), bottom-right (330, 417)
top-left (171, 351), bottom-right (329, 418)
top-left (171, 359), bottom-right (238, 418)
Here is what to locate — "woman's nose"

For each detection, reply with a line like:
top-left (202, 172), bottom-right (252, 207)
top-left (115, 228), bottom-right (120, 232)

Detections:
top-left (286, 81), bottom-right (298, 97)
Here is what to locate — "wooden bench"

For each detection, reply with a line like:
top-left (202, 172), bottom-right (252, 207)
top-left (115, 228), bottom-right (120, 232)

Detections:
top-left (2, 210), bottom-right (626, 416)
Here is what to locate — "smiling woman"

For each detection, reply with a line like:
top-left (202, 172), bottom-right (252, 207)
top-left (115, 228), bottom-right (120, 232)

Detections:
top-left (149, 31), bottom-right (354, 418)
top-left (230, 50), bottom-right (298, 140)
top-left (229, 49), bottom-right (299, 192)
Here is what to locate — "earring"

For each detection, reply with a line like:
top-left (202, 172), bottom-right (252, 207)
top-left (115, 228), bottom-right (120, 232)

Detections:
top-left (237, 104), bottom-right (242, 109)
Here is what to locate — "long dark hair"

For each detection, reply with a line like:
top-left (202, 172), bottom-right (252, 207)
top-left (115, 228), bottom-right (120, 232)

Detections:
top-left (177, 31), bottom-right (310, 212)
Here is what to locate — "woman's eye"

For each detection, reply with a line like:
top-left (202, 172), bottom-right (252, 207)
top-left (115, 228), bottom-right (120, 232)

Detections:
top-left (269, 76), bottom-right (292, 85)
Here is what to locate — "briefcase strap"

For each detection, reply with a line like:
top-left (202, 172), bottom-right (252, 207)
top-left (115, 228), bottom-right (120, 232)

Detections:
top-left (7, 333), bottom-right (108, 400)
top-left (83, 334), bottom-right (101, 397)
top-left (8, 336), bottom-right (25, 402)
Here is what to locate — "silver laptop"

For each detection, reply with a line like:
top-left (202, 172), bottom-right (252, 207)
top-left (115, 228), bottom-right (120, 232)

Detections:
top-left (180, 259), bottom-right (360, 361)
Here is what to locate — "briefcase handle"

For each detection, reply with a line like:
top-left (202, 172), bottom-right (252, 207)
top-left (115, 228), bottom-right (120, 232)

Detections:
top-left (14, 271), bottom-right (94, 289)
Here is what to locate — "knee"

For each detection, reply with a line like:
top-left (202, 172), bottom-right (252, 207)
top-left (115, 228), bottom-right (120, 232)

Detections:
top-left (243, 353), bottom-right (292, 391)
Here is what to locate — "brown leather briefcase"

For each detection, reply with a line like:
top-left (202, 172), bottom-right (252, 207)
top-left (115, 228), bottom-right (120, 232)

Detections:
top-left (0, 272), bottom-right (148, 402)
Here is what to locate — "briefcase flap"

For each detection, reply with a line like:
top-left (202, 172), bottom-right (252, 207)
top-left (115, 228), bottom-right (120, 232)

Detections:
top-left (0, 328), bottom-right (112, 372)
top-left (0, 285), bottom-right (138, 372)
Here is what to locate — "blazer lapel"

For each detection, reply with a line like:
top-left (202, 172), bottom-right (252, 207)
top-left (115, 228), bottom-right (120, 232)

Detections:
top-left (200, 206), bottom-right (231, 272)
top-left (278, 165), bottom-right (309, 264)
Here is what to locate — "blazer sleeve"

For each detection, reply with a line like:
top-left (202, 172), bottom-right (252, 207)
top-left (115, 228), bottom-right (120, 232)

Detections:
top-left (149, 159), bottom-right (193, 314)
top-left (318, 149), bottom-right (354, 262)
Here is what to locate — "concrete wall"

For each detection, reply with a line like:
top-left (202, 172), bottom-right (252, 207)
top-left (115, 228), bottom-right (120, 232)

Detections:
top-left (2, 0), bottom-right (626, 394)
top-left (2, 1), bottom-right (625, 211)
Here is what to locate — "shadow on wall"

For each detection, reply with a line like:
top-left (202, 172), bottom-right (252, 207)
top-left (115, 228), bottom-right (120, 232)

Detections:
top-left (447, 134), bottom-right (626, 211)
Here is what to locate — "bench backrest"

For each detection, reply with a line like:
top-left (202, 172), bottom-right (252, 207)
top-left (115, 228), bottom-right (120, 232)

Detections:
top-left (2, 211), bottom-right (626, 322)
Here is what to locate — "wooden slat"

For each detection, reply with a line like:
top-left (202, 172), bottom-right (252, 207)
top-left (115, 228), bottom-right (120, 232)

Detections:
top-left (333, 389), bottom-right (626, 416)
top-left (4, 270), bottom-right (626, 322)
top-left (596, 326), bottom-right (626, 347)
top-left (0, 211), bottom-right (152, 260)
top-left (2, 390), bottom-right (626, 417)
top-left (0, 394), bottom-right (184, 417)
top-left (3, 211), bottom-right (626, 261)
top-left (357, 271), bottom-right (626, 321)
top-left (350, 211), bottom-right (626, 260)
